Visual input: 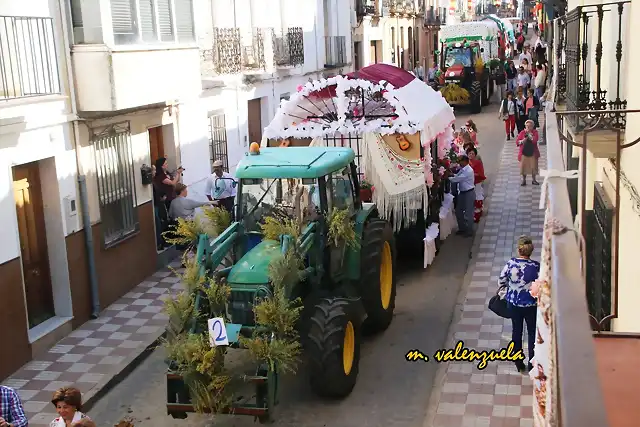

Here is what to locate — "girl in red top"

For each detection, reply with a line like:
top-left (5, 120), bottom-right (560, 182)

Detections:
top-left (465, 120), bottom-right (479, 146)
top-left (467, 147), bottom-right (486, 222)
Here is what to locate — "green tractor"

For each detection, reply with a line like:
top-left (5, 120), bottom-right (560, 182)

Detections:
top-left (166, 146), bottom-right (397, 422)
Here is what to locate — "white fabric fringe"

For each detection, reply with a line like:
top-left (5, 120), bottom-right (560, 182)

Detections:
top-left (362, 133), bottom-right (429, 232)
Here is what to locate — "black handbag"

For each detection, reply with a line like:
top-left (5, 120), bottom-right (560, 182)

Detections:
top-left (488, 286), bottom-right (511, 319)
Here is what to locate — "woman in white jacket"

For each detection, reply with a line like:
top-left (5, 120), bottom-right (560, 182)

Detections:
top-left (49, 387), bottom-right (92, 427)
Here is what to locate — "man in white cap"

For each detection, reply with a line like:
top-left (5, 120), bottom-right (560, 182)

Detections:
top-left (205, 160), bottom-right (237, 215)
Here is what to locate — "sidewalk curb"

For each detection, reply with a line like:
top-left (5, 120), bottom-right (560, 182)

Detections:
top-left (422, 134), bottom-right (506, 427)
top-left (81, 331), bottom-right (167, 414)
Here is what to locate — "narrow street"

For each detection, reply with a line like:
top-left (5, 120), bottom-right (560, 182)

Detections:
top-left (87, 100), bottom-right (509, 427)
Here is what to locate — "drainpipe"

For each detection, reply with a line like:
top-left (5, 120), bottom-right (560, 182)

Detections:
top-left (58, 0), bottom-right (101, 317)
top-left (78, 176), bottom-right (101, 318)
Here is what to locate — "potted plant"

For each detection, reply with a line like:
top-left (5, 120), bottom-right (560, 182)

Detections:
top-left (360, 178), bottom-right (373, 202)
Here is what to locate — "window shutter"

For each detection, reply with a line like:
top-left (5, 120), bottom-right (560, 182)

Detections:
top-left (138, 0), bottom-right (156, 41)
top-left (110, 0), bottom-right (136, 39)
top-left (156, 0), bottom-right (174, 41)
top-left (70, 0), bottom-right (83, 28)
top-left (174, 0), bottom-right (195, 42)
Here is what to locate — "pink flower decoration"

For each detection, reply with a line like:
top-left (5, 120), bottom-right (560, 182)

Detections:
top-left (353, 107), bottom-right (360, 116)
top-left (296, 85), bottom-right (303, 92)
top-left (397, 164), bottom-right (404, 170)
top-left (371, 186), bottom-right (375, 192)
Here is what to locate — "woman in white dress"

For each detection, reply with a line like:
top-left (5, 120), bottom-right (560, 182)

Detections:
top-left (49, 387), bottom-right (92, 427)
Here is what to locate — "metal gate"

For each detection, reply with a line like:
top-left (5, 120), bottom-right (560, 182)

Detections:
top-left (585, 181), bottom-right (613, 331)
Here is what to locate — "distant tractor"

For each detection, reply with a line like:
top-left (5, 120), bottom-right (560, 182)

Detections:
top-left (432, 40), bottom-right (496, 114)
top-left (432, 21), bottom-right (502, 113)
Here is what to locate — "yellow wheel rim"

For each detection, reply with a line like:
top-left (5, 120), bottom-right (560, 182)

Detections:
top-left (380, 241), bottom-right (393, 310)
top-left (343, 321), bottom-right (355, 375)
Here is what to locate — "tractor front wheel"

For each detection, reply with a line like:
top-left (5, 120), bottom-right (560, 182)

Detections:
top-left (470, 81), bottom-right (482, 114)
top-left (358, 219), bottom-right (397, 333)
top-left (307, 297), bottom-right (362, 398)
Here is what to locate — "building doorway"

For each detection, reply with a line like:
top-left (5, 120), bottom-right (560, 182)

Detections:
top-left (148, 126), bottom-right (169, 251)
top-left (149, 126), bottom-right (165, 165)
top-left (13, 162), bottom-right (54, 329)
top-left (247, 99), bottom-right (263, 145)
top-left (369, 40), bottom-right (381, 64)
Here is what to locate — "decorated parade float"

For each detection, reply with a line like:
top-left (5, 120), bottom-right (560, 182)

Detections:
top-left (262, 63), bottom-right (457, 262)
top-left (433, 21), bottom-right (501, 112)
top-left (481, 14), bottom-right (515, 56)
top-left (159, 64), bottom-right (460, 425)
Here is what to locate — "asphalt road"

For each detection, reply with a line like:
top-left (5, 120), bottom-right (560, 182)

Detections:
top-left (88, 96), bottom-right (506, 427)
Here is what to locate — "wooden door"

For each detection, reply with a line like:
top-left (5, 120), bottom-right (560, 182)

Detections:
top-left (370, 41), bottom-right (377, 64)
top-left (247, 99), bottom-right (262, 145)
top-left (13, 163), bottom-right (54, 328)
top-left (148, 127), bottom-right (165, 164)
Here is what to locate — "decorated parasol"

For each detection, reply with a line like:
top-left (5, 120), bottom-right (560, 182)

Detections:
top-left (262, 64), bottom-right (456, 231)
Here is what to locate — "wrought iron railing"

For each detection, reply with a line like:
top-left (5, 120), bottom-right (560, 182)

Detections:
top-left (201, 27), bottom-right (272, 75)
top-left (541, 84), bottom-right (610, 427)
top-left (390, 0), bottom-right (416, 15)
top-left (424, 6), bottom-right (442, 26)
top-left (240, 28), bottom-right (268, 71)
top-left (0, 16), bottom-right (60, 100)
top-left (273, 27), bottom-right (304, 67)
top-left (357, 0), bottom-right (378, 16)
top-left (325, 36), bottom-right (347, 68)
top-left (562, 1), bottom-right (630, 131)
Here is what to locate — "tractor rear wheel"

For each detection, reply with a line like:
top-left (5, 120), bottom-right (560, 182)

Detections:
top-left (470, 81), bottom-right (482, 114)
top-left (357, 219), bottom-right (397, 333)
top-left (307, 297), bottom-right (361, 398)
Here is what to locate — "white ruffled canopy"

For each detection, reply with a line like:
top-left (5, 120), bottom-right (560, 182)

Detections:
top-left (263, 65), bottom-right (455, 144)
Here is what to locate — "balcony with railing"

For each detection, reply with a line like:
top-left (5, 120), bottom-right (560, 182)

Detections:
top-left (390, 0), bottom-right (418, 16)
top-left (424, 6), bottom-right (442, 27)
top-left (542, 5), bottom-right (640, 425)
top-left (557, 2), bottom-right (629, 135)
top-left (356, 0), bottom-right (378, 16)
top-left (273, 27), bottom-right (304, 68)
top-left (200, 28), bottom-right (270, 76)
top-left (325, 36), bottom-right (347, 68)
top-left (0, 16), bottom-right (61, 101)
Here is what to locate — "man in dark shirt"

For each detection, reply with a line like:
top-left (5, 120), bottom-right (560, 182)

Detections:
top-left (505, 60), bottom-right (518, 93)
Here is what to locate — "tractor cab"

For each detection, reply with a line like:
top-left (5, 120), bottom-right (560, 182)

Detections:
top-left (230, 146), bottom-right (363, 295)
top-left (441, 41), bottom-right (484, 87)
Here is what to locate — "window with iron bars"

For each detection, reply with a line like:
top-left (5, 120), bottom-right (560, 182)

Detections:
top-left (92, 123), bottom-right (139, 248)
top-left (209, 112), bottom-right (229, 172)
top-left (322, 133), bottom-right (364, 182)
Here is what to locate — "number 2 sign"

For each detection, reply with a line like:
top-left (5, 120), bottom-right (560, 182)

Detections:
top-left (207, 317), bottom-right (229, 347)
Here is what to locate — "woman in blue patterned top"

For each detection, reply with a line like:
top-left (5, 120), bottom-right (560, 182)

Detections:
top-left (499, 235), bottom-right (539, 372)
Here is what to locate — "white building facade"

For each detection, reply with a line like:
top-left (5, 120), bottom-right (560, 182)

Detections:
top-left (352, 0), bottom-right (447, 74)
top-left (188, 0), bottom-right (355, 199)
top-left (0, 0), bottom-right (204, 378)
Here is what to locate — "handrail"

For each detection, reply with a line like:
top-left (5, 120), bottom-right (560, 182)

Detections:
top-left (545, 102), bottom-right (609, 426)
